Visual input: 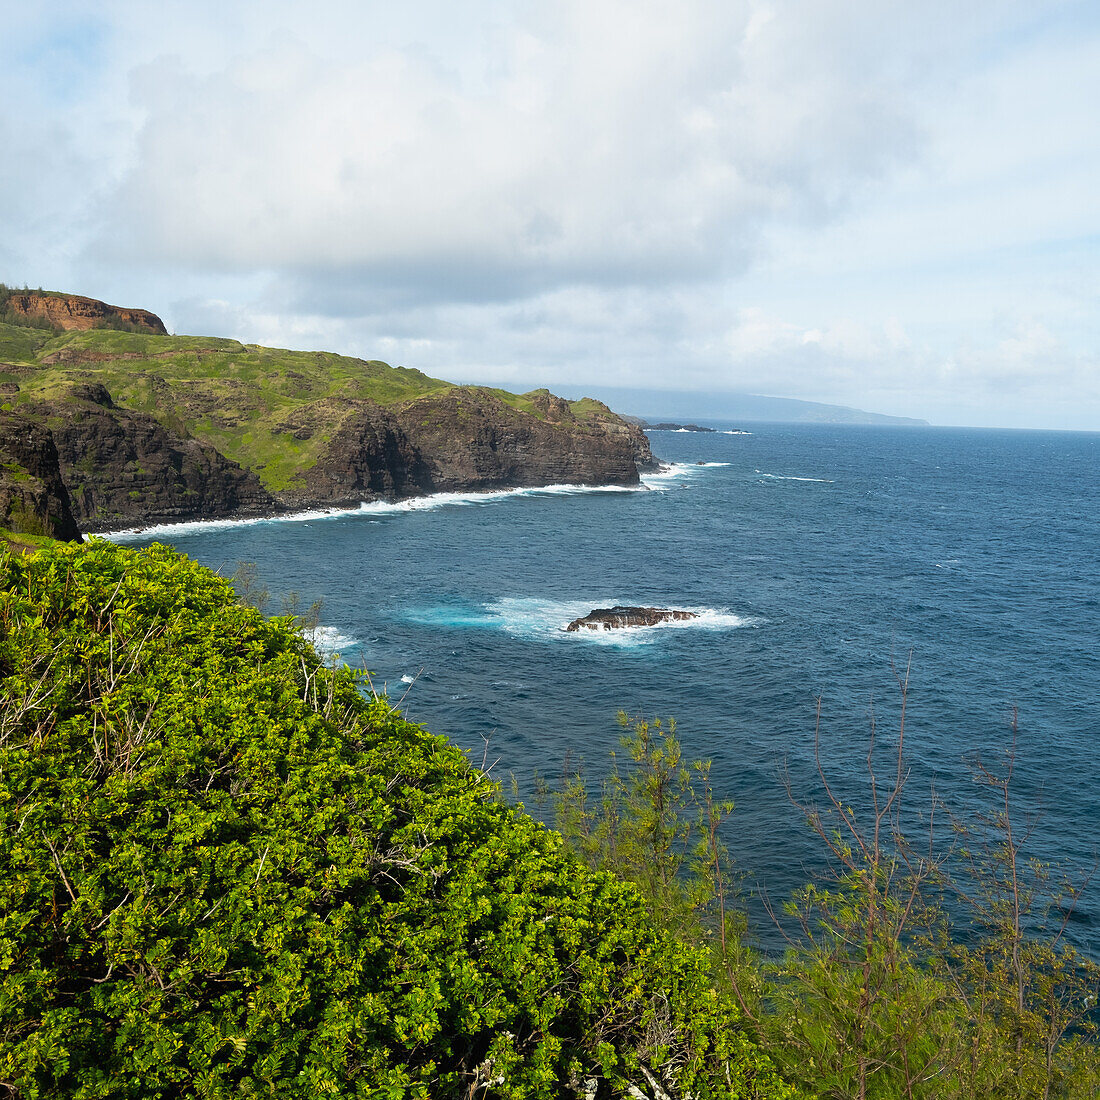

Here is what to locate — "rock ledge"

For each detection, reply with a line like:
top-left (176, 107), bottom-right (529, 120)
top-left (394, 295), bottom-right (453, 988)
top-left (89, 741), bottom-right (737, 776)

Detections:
top-left (564, 606), bottom-right (698, 632)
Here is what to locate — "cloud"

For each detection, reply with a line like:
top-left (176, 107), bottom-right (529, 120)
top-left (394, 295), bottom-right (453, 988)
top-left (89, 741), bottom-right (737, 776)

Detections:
top-left (89, 1), bottom-right (922, 302)
top-left (2, 0), bottom-right (1097, 428)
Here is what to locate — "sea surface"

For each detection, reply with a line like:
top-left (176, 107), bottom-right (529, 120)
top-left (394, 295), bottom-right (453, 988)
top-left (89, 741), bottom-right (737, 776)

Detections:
top-left (112, 423), bottom-right (1100, 950)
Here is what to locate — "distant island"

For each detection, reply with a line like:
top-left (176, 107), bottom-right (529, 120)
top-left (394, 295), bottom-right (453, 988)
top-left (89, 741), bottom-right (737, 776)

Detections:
top-left (639, 421), bottom-right (751, 434)
top-left (565, 386), bottom-right (930, 427)
top-left (0, 288), bottom-right (656, 540)
top-left (640, 420), bottom-right (715, 432)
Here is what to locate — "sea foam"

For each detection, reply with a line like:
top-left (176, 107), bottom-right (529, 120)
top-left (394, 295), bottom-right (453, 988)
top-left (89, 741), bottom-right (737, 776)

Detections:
top-left (640, 462), bottom-right (728, 488)
top-left (306, 625), bottom-right (363, 662)
top-left (101, 479), bottom-right (663, 541)
top-left (756, 471), bottom-right (834, 483)
top-left (406, 596), bottom-right (758, 648)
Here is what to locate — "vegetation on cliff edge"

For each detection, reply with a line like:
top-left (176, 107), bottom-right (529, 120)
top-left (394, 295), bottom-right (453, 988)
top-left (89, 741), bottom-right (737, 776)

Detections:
top-left (0, 304), bottom-right (625, 494)
top-left (539, 709), bottom-right (1100, 1099)
top-left (0, 541), bottom-right (795, 1099)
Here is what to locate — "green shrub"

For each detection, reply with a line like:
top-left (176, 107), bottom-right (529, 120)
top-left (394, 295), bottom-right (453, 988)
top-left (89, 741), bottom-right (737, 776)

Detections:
top-left (0, 542), bottom-right (795, 1099)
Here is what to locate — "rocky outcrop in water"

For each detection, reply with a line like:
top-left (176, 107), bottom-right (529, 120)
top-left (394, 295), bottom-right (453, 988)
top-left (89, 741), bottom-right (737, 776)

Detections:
top-left (0, 410), bottom-right (81, 541)
top-left (27, 385), bottom-right (273, 532)
top-left (564, 606), bottom-right (699, 632)
top-left (643, 422), bottom-right (716, 432)
top-left (3, 292), bottom-right (167, 335)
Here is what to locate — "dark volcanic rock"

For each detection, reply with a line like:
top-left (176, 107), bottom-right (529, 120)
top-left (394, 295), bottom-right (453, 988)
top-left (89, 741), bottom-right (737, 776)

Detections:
top-left (0, 411), bottom-right (81, 541)
top-left (30, 389), bottom-right (275, 531)
top-left (644, 422), bottom-right (716, 433)
top-left (304, 400), bottom-right (435, 504)
top-left (564, 606), bottom-right (699, 632)
top-left (66, 382), bottom-right (116, 407)
top-left (306, 389), bottom-right (657, 504)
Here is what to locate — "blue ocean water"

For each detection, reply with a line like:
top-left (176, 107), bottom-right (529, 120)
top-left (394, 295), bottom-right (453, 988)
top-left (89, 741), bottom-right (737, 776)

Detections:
top-left (114, 423), bottom-right (1100, 948)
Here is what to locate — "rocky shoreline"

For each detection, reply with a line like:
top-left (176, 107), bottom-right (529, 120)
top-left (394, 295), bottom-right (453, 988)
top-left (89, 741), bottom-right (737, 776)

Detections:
top-left (1, 360), bottom-right (655, 543)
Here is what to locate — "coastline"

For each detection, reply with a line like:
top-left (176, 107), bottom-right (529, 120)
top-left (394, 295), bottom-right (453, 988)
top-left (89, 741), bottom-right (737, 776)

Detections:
top-left (99, 471), bottom-right (681, 541)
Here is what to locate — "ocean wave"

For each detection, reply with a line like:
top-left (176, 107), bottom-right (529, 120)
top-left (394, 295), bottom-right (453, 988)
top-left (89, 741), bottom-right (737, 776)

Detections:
top-left (101, 505), bottom-right (366, 541)
top-left (406, 597), bottom-right (759, 648)
top-left (101, 480), bottom-right (658, 541)
top-left (306, 625), bottom-right (362, 661)
top-left (640, 462), bottom-right (729, 488)
top-left (353, 481), bottom-right (648, 515)
top-left (756, 471), bottom-right (834, 483)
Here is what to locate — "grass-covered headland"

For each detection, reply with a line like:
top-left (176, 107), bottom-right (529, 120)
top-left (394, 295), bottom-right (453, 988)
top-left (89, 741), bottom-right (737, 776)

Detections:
top-left (0, 541), bottom-right (794, 1099)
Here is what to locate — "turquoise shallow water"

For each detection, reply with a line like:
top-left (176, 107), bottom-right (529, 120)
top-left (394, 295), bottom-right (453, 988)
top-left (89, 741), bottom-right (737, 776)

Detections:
top-left (115, 422), bottom-right (1100, 948)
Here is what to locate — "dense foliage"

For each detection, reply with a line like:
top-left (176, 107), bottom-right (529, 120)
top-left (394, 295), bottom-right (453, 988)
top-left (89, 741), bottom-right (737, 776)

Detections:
top-left (0, 541), bottom-right (796, 1099)
top-left (542, 713), bottom-right (1100, 1099)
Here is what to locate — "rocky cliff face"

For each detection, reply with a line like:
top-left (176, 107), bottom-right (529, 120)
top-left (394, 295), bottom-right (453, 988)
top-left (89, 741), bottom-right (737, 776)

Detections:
top-left (28, 384), bottom-right (273, 532)
top-left (4, 293), bottom-right (167, 335)
top-left (2, 381), bottom-right (653, 534)
top-left (0, 409), bottom-right (81, 541)
top-left (1, 292), bottom-right (656, 532)
top-left (305, 389), bottom-right (655, 505)
top-left (303, 400), bottom-right (434, 503)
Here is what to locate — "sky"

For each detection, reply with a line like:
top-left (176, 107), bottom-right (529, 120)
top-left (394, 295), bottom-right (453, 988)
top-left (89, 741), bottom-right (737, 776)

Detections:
top-left (2, 1), bottom-right (1099, 429)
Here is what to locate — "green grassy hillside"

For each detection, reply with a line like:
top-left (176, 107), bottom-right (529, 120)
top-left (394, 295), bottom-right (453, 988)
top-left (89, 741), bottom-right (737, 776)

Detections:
top-left (0, 322), bottom-right (616, 493)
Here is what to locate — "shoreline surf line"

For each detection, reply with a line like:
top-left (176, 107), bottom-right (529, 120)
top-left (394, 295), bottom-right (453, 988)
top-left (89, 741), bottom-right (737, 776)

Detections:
top-left (98, 472), bottom-right (691, 542)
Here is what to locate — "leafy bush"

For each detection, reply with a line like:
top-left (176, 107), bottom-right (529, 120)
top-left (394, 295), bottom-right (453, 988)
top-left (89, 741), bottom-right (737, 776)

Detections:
top-left (540, 699), bottom-right (1100, 1100)
top-left (0, 541), bottom-right (796, 1099)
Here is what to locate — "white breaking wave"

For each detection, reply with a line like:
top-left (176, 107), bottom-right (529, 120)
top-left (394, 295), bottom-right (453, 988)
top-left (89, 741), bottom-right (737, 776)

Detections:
top-left (640, 464), bottom-right (684, 488)
top-left (353, 481), bottom-right (647, 515)
top-left (408, 596), bottom-right (759, 648)
top-left (756, 471), bottom-right (834, 483)
top-left (307, 625), bottom-right (362, 661)
top-left (101, 480), bottom-right (658, 540)
top-left (102, 505), bottom-right (369, 541)
top-left (721, 430), bottom-right (752, 435)
top-left (640, 461), bottom-right (729, 489)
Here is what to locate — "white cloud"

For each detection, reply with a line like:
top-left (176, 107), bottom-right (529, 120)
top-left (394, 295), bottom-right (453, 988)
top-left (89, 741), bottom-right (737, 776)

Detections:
top-left (87, 1), bottom-right (924, 298)
top-left (1, 0), bottom-right (1098, 428)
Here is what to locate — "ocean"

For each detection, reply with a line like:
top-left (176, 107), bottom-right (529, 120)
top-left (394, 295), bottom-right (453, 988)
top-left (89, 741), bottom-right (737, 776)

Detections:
top-left (111, 422), bottom-right (1100, 949)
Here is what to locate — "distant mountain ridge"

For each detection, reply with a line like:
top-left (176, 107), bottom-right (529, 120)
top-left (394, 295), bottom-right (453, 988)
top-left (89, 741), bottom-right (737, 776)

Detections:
top-left (557, 385), bottom-right (929, 427)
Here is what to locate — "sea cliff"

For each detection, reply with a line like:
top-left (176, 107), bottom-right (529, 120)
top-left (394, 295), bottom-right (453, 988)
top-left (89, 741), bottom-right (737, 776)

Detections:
top-left (0, 295), bottom-right (655, 536)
